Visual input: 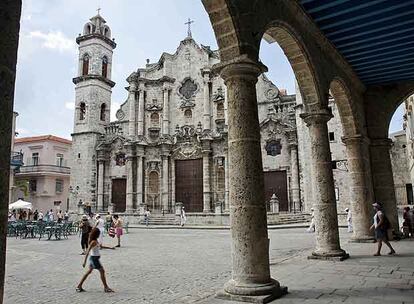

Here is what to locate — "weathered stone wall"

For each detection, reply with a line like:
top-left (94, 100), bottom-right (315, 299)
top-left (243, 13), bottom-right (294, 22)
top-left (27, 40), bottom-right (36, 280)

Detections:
top-left (390, 131), bottom-right (411, 205)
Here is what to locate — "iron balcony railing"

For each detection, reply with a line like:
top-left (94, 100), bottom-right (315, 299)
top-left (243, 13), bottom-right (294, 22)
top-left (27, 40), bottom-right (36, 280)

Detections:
top-left (10, 151), bottom-right (24, 167)
top-left (18, 164), bottom-right (70, 175)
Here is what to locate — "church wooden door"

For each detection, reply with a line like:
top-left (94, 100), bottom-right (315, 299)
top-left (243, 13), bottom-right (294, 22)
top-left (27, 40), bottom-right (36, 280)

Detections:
top-left (112, 179), bottom-right (126, 212)
top-left (175, 159), bottom-right (203, 212)
top-left (264, 171), bottom-right (288, 212)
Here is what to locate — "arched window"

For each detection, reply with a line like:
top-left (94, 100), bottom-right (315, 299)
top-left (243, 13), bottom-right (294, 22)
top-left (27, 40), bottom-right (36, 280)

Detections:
top-left (184, 109), bottom-right (192, 124)
top-left (82, 54), bottom-right (89, 76)
top-left (102, 56), bottom-right (108, 78)
top-left (149, 171), bottom-right (159, 193)
top-left (150, 113), bottom-right (159, 127)
top-left (217, 102), bottom-right (224, 119)
top-left (79, 102), bottom-right (86, 120)
top-left (100, 104), bottom-right (106, 121)
top-left (103, 26), bottom-right (111, 38)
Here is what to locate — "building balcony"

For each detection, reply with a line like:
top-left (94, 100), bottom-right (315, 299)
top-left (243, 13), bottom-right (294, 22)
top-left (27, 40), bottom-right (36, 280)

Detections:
top-left (10, 151), bottom-right (23, 167)
top-left (17, 164), bottom-right (70, 175)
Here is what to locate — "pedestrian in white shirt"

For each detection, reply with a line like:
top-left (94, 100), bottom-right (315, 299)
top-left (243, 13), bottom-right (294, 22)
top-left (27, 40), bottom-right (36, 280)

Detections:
top-left (94, 214), bottom-right (105, 245)
top-left (345, 208), bottom-right (353, 233)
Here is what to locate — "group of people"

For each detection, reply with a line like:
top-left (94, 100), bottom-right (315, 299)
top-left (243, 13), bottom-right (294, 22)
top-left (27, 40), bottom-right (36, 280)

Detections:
top-left (76, 212), bottom-right (124, 293)
top-left (307, 202), bottom-right (396, 256)
top-left (8, 209), bottom-right (69, 223)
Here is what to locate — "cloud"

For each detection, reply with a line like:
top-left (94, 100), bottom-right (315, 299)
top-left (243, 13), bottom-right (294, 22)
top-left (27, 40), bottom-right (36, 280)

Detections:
top-left (65, 102), bottom-right (75, 110)
top-left (28, 30), bottom-right (76, 53)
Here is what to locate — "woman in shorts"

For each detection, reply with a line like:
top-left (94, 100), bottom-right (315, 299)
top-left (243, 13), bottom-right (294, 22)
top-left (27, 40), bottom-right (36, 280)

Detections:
top-left (76, 228), bottom-right (115, 292)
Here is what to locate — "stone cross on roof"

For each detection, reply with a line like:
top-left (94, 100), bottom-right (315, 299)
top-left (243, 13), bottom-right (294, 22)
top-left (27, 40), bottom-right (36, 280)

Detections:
top-left (185, 18), bottom-right (194, 38)
top-left (97, 7), bottom-right (101, 15)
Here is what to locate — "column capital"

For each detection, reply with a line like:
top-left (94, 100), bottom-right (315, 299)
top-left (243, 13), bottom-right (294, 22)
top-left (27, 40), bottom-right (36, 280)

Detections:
top-left (288, 142), bottom-right (298, 150)
top-left (162, 83), bottom-right (171, 91)
top-left (201, 67), bottom-right (212, 79)
top-left (341, 134), bottom-right (369, 146)
top-left (370, 138), bottom-right (393, 148)
top-left (299, 109), bottom-right (333, 126)
top-left (213, 55), bottom-right (267, 82)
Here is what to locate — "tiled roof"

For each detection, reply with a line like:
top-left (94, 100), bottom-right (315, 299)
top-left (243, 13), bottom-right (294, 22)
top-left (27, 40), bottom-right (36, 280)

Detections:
top-left (15, 135), bottom-right (72, 145)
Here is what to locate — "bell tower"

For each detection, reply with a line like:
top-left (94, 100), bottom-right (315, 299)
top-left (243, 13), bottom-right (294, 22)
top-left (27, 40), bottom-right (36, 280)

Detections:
top-left (70, 11), bottom-right (116, 212)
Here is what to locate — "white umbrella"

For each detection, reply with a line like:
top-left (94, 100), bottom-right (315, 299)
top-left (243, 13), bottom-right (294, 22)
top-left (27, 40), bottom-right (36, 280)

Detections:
top-left (9, 199), bottom-right (32, 210)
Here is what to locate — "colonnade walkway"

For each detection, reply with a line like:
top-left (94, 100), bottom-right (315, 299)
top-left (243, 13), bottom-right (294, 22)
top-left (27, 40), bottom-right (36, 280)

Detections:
top-left (5, 228), bottom-right (414, 303)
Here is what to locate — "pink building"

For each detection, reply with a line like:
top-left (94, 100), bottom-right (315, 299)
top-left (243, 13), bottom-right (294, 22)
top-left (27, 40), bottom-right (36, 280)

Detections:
top-left (13, 135), bottom-right (72, 212)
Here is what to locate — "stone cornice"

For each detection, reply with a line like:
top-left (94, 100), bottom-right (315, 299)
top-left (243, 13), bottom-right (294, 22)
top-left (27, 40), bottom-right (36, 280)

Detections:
top-left (73, 75), bottom-right (116, 88)
top-left (76, 33), bottom-right (117, 49)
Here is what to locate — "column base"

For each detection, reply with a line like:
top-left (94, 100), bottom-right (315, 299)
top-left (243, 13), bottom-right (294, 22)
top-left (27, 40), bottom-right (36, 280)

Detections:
top-left (216, 279), bottom-right (287, 303)
top-left (349, 236), bottom-right (375, 243)
top-left (308, 249), bottom-right (349, 261)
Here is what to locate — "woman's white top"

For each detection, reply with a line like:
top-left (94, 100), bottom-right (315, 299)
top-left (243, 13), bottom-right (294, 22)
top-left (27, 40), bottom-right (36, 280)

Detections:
top-left (90, 243), bottom-right (100, 257)
top-left (96, 218), bottom-right (104, 230)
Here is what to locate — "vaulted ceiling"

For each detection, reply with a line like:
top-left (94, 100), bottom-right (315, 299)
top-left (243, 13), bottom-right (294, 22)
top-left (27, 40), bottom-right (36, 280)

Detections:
top-left (300, 0), bottom-right (414, 85)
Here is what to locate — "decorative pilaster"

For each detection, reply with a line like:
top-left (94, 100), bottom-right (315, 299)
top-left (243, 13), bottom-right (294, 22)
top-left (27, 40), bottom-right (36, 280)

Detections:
top-left (162, 85), bottom-right (170, 135)
top-left (370, 138), bottom-right (399, 232)
top-left (202, 69), bottom-right (211, 131)
top-left (136, 146), bottom-right (145, 213)
top-left (289, 143), bottom-right (300, 212)
top-left (137, 86), bottom-right (145, 136)
top-left (128, 81), bottom-right (137, 138)
top-left (97, 158), bottom-right (105, 212)
top-left (202, 144), bottom-right (212, 213)
top-left (342, 135), bottom-right (375, 242)
top-left (300, 110), bottom-right (349, 260)
top-left (125, 143), bottom-right (135, 212)
top-left (171, 159), bottom-right (176, 209)
top-left (215, 57), bottom-right (286, 302)
top-left (161, 151), bottom-right (169, 212)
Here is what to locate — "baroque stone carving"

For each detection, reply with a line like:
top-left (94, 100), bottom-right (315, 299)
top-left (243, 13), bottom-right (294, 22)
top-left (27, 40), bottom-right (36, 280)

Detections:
top-left (212, 87), bottom-right (225, 102)
top-left (115, 153), bottom-right (126, 166)
top-left (146, 98), bottom-right (163, 111)
top-left (115, 109), bottom-right (125, 120)
top-left (177, 77), bottom-right (198, 108)
top-left (265, 87), bottom-right (279, 100)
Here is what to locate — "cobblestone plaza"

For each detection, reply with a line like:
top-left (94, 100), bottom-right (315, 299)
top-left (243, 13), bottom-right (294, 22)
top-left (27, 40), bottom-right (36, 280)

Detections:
top-left (5, 228), bottom-right (414, 304)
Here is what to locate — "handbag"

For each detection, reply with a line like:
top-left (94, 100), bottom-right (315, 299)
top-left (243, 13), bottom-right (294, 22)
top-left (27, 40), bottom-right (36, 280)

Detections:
top-left (108, 227), bottom-right (116, 238)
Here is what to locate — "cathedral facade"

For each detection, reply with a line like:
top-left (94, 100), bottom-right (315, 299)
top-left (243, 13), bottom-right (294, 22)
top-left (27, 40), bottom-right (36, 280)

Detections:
top-left (70, 14), bottom-right (410, 218)
top-left (69, 14), bottom-right (303, 215)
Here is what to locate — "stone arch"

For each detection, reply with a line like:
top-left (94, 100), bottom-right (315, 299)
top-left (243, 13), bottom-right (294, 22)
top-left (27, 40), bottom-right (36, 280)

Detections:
top-left (83, 22), bottom-right (93, 35)
top-left (329, 78), bottom-right (359, 138)
top-left (102, 25), bottom-right (111, 38)
top-left (261, 23), bottom-right (322, 109)
top-left (82, 53), bottom-right (89, 76)
top-left (201, 0), bottom-right (257, 62)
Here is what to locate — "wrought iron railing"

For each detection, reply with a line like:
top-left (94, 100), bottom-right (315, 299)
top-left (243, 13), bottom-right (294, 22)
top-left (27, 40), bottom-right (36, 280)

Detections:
top-left (18, 164), bottom-right (70, 174)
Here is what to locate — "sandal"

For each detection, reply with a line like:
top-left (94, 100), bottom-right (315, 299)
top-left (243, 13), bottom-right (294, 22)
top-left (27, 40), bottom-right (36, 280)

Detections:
top-left (388, 251), bottom-right (396, 255)
top-left (373, 253), bottom-right (381, 256)
top-left (104, 287), bottom-right (114, 293)
top-left (76, 287), bottom-right (85, 292)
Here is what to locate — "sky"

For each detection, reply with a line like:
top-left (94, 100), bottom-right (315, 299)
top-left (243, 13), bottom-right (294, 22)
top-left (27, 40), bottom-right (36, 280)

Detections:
top-left (14, 0), bottom-right (404, 140)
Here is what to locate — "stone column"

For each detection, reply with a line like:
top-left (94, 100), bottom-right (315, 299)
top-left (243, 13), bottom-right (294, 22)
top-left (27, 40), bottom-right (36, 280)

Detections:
top-left (125, 144), bottom-right (135, 213)
top-left (289, 144), bottom-right (300, 212)
top-left (216, 58), bottom-right (286, 301)
top-left (97, 159), bottom-right (105, 212)
top-left (161, 153), bottom-right (169, 212)
top-left (136, 152), bottom-right (144, 213)
top-left (300, 110), bottom-right (349, 260)
top-left (202, 149), bottom-right (211, 213)
top-left (128, 82), bottom-right (137, 138)
top-left (162, 85), bottom-right (170, 135)
top-left (370, 138), bottom-right (399, 232)
top-left (0, 1), bottom-right (22, 301)
top-left (137, 87), bottom-right (145, 136)
top-left (342, 135), bottom-right (375, 242)
top-left (171, 159), bottom-right (176, 210)
top-left (202, 70), bottom-right (211, 131)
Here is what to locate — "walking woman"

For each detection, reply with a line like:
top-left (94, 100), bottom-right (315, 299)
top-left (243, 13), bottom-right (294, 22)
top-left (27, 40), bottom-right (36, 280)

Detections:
top-left (113, 215), bottom-right (123, 247)
top-left (76, 228), bottom-right (115, 293)
top-left (370, 202), bottom-right (396, 256)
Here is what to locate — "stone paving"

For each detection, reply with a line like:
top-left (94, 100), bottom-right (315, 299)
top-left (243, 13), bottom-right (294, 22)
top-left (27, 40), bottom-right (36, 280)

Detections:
top-left (4, 228), bottom-right (414, 304)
